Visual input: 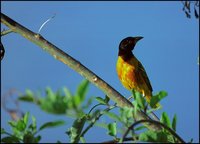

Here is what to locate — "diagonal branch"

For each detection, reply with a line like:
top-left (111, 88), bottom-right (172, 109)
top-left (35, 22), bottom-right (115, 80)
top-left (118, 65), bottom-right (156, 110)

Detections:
top-left (122, 119), bottom-right (185, 143)
top-left (1, 12), bottom-right (161, 131)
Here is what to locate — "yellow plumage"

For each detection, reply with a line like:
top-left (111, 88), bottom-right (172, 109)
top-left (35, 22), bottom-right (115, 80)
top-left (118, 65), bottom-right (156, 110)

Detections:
top-left (117, 55), bottom-right (160, 108)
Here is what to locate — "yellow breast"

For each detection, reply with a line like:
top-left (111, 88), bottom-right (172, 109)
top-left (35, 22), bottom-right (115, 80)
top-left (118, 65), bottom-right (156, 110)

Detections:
top-left (116, 56), bottom-right (138, 90)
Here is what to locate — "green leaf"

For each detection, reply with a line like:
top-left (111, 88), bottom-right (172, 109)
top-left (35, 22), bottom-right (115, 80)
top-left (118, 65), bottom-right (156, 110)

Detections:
top-left (1, 136), bottom-right (20, 143)
top-left (45, 87), bottom-right (55, 101)
top-left (80, 137), bottom-right (86, 143)
top-left (74, 80), bottom-right (89, 106)
top-left (18, 95), bottom-right (34, 102)
top-left (95, 97), bottom-right (106, 105)
top-left (35, 135), bottom-right (41, 143)
top-left (104, 111), bottom-right (121, 122)
top-left (23, 112), bottom-right (30, 126)
top-left (39, 120), bottom-right (65, 131)
top-left (107, 122), bottom-right (117, 137)
top-left (126, 107), bottom-right (134, 118)
top-left (133, 101), bottom-right (138, 117)
top-left (119, 107), bottom-right (134, 123)
top-left (134, 126), bottom-right (147, 131)
top-left (131, 89), bottom-right (137, 100)
top-left (28, 116), bottom-right (37, 133)
top-left (150, 91), bottom-right (167, 108)
top-left (8, 121), bottom-right (16, 128)
top-left (31, 116), bottom-right (37, 132)
top-left (94, 122), bottom-right (108, 129)
top-left (160, 112), bottom-right (171, 128)
top-left (40, 91), bottom-right (68, 115)
top-left (132, 89), bottom-right (146, 110)
top-left (104, 95), bottom-right (110, 103)
top-left (16, 119), bottom-right (26, 131)
top-left (66, 115), bottom-right (87, 143)
top-left (172, 114), bottom-right (177, 132)
top-left (63, 87), bottom-right (73, 99)
top-left (139, 130), bottom-right (168, 142)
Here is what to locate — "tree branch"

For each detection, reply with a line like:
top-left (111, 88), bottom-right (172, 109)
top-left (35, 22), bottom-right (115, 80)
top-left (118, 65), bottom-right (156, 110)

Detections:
top-left (1, 12), bottom-right (161, 131)
top-left (122, 119), bottom-right (185, 143)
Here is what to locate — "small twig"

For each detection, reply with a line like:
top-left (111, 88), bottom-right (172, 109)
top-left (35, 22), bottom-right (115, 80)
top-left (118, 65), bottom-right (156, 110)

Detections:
top-left (81, 104), bottom-right (117, 138)
top-left (38, 14), bottom-right (56, 34)
top-left (122, 119), bottom-right (185, 143)
top-left (1, 89), bottom-right (24, 121)
top-left (1, 29), bottom-right (13, 36)
top-left (88, 103), bottom-right (104, 114)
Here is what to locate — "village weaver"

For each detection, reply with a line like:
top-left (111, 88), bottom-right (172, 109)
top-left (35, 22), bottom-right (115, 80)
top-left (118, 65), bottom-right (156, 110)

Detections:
top-left (116, 36), bottom-right (160, 108)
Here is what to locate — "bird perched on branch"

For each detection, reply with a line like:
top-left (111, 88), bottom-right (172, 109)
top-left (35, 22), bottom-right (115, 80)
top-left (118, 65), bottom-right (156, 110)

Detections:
top-left (116, 36), bottom-right (160, 108)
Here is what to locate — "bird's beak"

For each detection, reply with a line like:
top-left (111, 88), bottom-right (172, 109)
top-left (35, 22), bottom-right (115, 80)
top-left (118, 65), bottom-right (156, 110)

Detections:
top-left (135, 36), bottom-right (143, 42)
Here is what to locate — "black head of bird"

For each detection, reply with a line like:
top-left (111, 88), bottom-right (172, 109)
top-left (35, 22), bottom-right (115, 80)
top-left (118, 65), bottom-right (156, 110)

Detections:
top-left (119, 36), bottom-right (143, 53)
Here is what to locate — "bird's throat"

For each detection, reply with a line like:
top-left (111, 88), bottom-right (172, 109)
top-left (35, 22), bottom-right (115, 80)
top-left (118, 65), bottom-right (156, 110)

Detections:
top-left (118, 50), bottom-right (133, 61)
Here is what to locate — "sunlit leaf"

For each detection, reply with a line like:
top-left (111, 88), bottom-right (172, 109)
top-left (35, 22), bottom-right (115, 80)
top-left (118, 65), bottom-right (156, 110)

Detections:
top-left (66, 115), bottom-right (87, 143)
top-left (16, 119), bottom-right (26, 131)
top-left (107, 122), bottom-right (117, 137)
top-left (45, 87), bottom-right (55, 101)
top-left (23, 112), bottom-right (29, 126)
top-left (172, 114), bottom-right (177, 132)
top-left (104, 111), bottom-right (121, 122)
top-left (139, 130), bottom-right (168, 142)
top-left (135, 125), bottom-right (147, 131)
top-left (72, 80), bottom-right (89, 108)
top-left (8, 121), bottom-right (16, 128)
top-left (160, 112), bottom-right (171, 128)
top-left (132, 89), bottom-right (146, 110)
top-left (150, 91), bottom-right (167, 108)
top-left (95, 97), bottom-right (106, 105)
top-left (18, 90), bottom-right (35, 102)
top-left (39, 120), bottom-right (65, 131)
top-left (63, 87), bottom-right (73, 99)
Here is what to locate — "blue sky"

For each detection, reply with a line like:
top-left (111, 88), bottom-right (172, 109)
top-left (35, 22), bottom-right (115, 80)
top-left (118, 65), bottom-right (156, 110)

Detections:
top-left (1, 1), bottom-right (199, 143)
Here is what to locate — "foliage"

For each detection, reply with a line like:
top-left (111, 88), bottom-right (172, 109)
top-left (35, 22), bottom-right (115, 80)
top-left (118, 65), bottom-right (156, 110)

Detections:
top-left (18, 80), bottom-right (91, 117)
top-left (1, 80), bottom-right (189, 143)
top-left (1, 112), bottom-right (65, 143)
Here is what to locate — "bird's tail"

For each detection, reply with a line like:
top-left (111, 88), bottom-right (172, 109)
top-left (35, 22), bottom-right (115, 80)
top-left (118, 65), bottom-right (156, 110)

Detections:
top-left (145, 95), bottom-right (162, 109)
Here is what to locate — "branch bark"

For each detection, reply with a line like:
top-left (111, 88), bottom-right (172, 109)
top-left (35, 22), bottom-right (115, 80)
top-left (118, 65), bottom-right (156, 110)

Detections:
top-left (1, 13), bottom-right (161, 131)
top-left (122, 119), bottom-right (185, 143)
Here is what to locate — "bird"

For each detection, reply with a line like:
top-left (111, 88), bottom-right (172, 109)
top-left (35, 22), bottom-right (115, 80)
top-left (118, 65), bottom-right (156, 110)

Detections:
top-left (116, 36), bottom-right (160, 109)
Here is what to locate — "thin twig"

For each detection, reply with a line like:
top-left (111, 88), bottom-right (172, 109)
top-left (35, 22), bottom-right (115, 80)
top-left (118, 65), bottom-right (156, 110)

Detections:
top-left (1, 29), bottom-right (13, 36)
top-left (88, 103), bottom-right (104, 115)
top-left (81, 105), bottom-right (117, 137)
top-left (122, 119), bottom-right (185, 143)
top-left (38, 14), bottom-right (56, 34)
